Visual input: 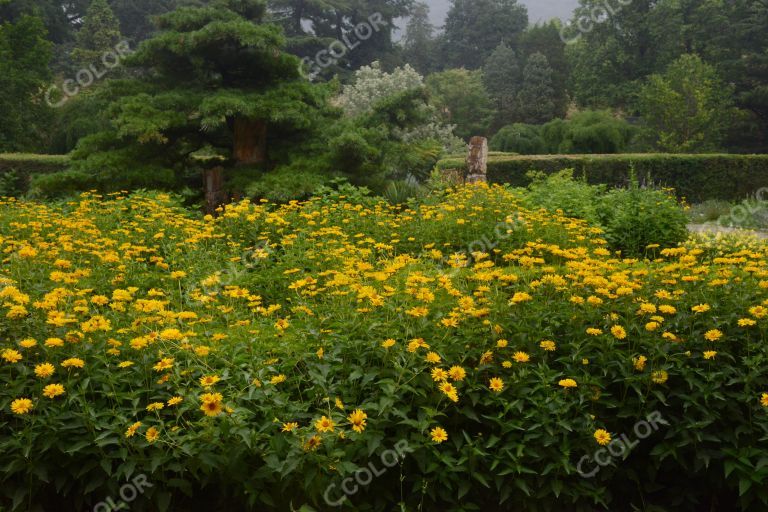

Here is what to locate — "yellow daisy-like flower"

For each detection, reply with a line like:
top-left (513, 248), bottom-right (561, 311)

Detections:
top-left (42, 383), bottom-right (65, 399)
top-left (200, 400), bottom-right (223, 417)
top-left (425, 351), bottom-right (441, 364)
top-left (738, 318), bottom-right (757, 327)
top-left (44, 338), bottom-right (64, 348)
top-left (146, 402), bottom-right (165, 412)
top-left (593, 429), bottom-right (611, 446)
top-left (513, 351), bottom-right (530, 363)
top-left (10, 398), bottom-right (33, 415)
top-left (760, 393), bottom-right (768, 407)
top-left (145, 427), bottom-right (160, 443)
top-left (347, 409), bottom-right (367, 433)
top-left (167, 396), bottom-right (183, 406)
top-left (558, 378), bottom-right (577, 388)
top-left (430, 426), bottom-right (448, 444)
top-left (61, 358), bottom-right (85, 368)
top-left (118, 361), bottom-right (134, 368)
top-left (34, 363), bottom-right (55, 378)
top-left (199, 375), bottom-right (220, 387)
top-left (153, 358), bottom-right (174, 372)
top-left (439, 381), bottom-right (459, 402)
top-left (19, 339), bottom-right (37, 349)
top-left (691, 304), bottom-right (710, 314)
top-left (431, 367), bottom-right (449, 382)
top-left (315, 415), bottom-right (335, 433)
top-left (633, 355), bottom-right (647, 371)
top-left (448, 366), bottom-right (466, 381)
top-left (1, 349), bottom-right (22, 363)
top-left (496, 339), bottom-right (508, 348)
top-left (540, 340), bottom-right (556, 351)
top-left (281, 422), bottom-right (299, 432)
top-left (704, 329), bottom-right (723, 342)
top-left (381, 339), bottom-right (396, 348)
top-left (703, 351), bottom-right (717, 360)
top-left (125, 421), bottom-right (142, 438)
top-left (479, 350), bottom-right (494, 364)
top-left (304, 435), bottom-right (322, 451)
top-left (651, 370), bottom-right (669, 384)
top-left (585, 328), bottom-right (603, 336)
top-left (270, 374), bottom-right (287, 385)
top-left (489, 377), bottom-right (504, 392)
top-left (610, 325), bottom-right (627, 340)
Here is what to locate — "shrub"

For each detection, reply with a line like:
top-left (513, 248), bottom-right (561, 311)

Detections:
top-left (521, 170), bottom-right (604, 224)
top-left (557, 110), bottom-right (636, 154)
top-left (489, 123), bottom-right (545, 154)
top-left (519, 170), bottom-right (688, 256)
top-left (596, 182), bottom-right (689, 256)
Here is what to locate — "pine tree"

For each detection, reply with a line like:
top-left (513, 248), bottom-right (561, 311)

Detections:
top-left (482, 42), bottom-right (521, 125)
top-left (72, 0), bottom-right (123, 66)
top-left (442, 0), bottom-right (528, 69)
top-left (70, 0), bottom-right (328, 194)
top-left (402, 2), bottom-right (435, 74)
top-left (515, 52), bottom-right (556, 124)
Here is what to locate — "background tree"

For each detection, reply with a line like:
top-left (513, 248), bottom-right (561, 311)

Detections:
top-left (441, 0), bottom-right (528, 69)
top-left (515, 52), bottom-right (557, 124)
top-left (426, 69), bottom-right (494, 139)
top-left (66, 0), bottom-right (327, 193)
top-left (482, 42), bottom-right (521, 128)
top-left (637, 54), bottom-right (738, 153)
top-left (401, 2), bottom-right (435, 74)
top-left (520, 21), bottom-right (568, 117)
top-left (72, 0), bottom-right (123, 66)
top-left (0, 15), bottom-right (54, 152)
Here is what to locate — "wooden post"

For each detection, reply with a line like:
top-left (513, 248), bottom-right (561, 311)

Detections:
top-left (466, 136), bottom-right (488, 183)
top-left (203, 166), bottom-right (227, 215)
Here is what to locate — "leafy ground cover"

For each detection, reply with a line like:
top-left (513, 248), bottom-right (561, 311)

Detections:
top-left (1, 185), bottom-right (767, 511)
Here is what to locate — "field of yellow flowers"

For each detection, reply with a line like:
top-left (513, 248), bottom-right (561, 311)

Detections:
top-left (1, 184), bottom-right (768, 511)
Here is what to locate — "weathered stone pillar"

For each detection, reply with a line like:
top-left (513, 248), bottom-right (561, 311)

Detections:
top-left (466, 136), bottom-right (488, 183)
top-left (203, 166), bottom-right (227, 214)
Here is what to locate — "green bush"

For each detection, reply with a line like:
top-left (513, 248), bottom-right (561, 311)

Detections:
top-left (436, 153), bottom-right (768, 202)
top-left (521, 170), bottom-right (604, 223)
top-left (519, 171), bottom-right (688, 256)
top-left (555, 110), bottom-right (636, 154)
top-left (489, 123), bottom-right (545, 154)
top-left (596, 182), bottom-right (689, 256)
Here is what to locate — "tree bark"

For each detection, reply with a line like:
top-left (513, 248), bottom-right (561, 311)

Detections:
top-left (233, 118), bottom-right (267, 165)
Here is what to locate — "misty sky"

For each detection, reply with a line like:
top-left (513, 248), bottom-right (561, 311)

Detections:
top-left (421, 0), bottom-right (580, 28)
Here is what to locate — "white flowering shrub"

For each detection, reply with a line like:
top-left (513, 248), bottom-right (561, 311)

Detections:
top-left (336, 62), bottom-right (465, 154)
top-left (336, 61), bottom-right (425, 117)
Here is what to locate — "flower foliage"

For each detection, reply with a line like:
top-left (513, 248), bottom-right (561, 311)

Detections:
top-left (0, 185), bottom-right (767, 510)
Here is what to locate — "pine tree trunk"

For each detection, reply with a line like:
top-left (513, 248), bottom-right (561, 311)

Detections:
top-left (233, 118), bottom-right (267, 165)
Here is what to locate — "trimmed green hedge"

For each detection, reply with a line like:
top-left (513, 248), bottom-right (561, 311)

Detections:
top-left (436, 153), bottom-right (768, 202)
top-left (0, 154), bottom-right (69, 196)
